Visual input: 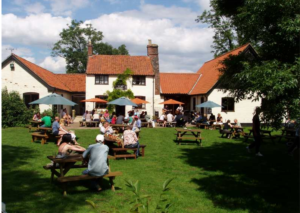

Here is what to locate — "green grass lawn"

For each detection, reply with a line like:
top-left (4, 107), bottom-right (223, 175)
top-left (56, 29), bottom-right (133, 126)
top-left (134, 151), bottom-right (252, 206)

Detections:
top-left (2, 127), bottom-right (299, 213)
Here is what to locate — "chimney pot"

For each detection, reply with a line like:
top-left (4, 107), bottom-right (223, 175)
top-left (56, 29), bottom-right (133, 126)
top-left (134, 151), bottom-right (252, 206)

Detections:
top-left (148, 39), bottom-right (152, 45)
top-left (88, 40), bottom-right (93, 56)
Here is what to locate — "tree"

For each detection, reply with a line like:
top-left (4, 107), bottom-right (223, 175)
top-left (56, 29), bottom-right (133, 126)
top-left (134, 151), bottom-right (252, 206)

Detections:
top-left (105, 69), bottom-right (135, 112)
top-left (52, 20), bottom-right (129, 73)
top-left (2, 88), bottom-right (34, 128)
top-left (197, 0), bottom-right (300, 128)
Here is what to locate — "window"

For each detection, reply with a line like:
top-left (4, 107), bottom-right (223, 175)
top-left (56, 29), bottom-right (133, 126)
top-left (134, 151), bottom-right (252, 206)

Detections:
top-left (95, 75), bottom-right (109, 85)
top-left (132, 76), bottom-right (146, 85)
top-left (261, 98), bottom-right (270, 111)
top-left (222, 97), bottom-right (235, 112)
top-left (133, 96), bottom-right (146, 109)
top-left (23, 92), bottom-right (39, 108)
top-left (95, 95), bottom-right (108, 108)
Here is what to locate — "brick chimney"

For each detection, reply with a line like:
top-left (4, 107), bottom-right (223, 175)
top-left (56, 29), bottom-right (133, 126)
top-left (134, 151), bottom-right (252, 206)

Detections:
top-left (88, 40), bottom-right (93, 56)
top-left (147, 39), bottom-right (160, 95)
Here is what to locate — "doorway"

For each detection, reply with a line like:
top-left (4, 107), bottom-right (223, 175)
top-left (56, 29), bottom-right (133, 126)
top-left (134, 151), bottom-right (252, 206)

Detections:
top-left (116, 105), bottom-right (125, 116)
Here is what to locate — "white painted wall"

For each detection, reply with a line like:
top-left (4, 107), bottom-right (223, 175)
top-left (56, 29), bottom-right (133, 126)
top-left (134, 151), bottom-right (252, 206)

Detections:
top-left (2, 60), bottom-right (52, 112)
top-left (86, 75), bottom-right (163, 117)
top-left (208, 89), bottom-right (261, 123)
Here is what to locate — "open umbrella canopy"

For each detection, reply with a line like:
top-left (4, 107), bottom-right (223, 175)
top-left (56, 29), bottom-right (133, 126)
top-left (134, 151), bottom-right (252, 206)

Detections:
top-left (29, 93), bottom-right (77, 106)
top-left (107, 97), bottom-right (137, 106)
top-left (196, 101), bottom-right (221, 108)
top-left (80, 98), bottom-right (107, 103)
top-left (131, 98), bottom-right (150, 104)
top-left (159, 99), bottom-right (184, 105)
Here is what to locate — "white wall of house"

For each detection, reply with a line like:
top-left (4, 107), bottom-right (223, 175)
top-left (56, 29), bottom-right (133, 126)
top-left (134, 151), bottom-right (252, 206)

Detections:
top-left (208, 89), bottom-right (261, 123)
top-left (2, 61), bottom-right (52, 112)
top-left (86, 75), bottom-right (163, 117)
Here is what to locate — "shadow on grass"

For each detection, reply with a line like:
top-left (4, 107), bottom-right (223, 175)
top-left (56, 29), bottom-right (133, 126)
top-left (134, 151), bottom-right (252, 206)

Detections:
top-left (2, 145), bottom-right (96, 213)
top-left (180, 141), bottom-right (299, 213)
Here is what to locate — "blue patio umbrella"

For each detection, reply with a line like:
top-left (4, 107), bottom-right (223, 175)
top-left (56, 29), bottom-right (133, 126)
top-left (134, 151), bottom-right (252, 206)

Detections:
top-left (107, 97), bottom-right (137, 107)
top-left (29, 93), bottom-right (77, 106)
top-left (196, 101), bottom-right (222, 108)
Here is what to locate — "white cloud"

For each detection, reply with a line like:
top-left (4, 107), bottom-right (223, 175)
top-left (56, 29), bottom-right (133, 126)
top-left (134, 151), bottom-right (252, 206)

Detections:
top-left (2, 13), bottom-right (71, 46)
top-left (2, 44), bottom-right (33, 61)
top-left (47, 0), bottom-right (91, 16)
top-left (39, 56), bottom-right (67, 73)
top-left (183, 0), bottom-right (211, 11)
top-left (22, 57), bottom-right (36, 63)
top-left (24, 2), bottom-right (45, 14)
top-left (104, 0), bottom-right (121, 4)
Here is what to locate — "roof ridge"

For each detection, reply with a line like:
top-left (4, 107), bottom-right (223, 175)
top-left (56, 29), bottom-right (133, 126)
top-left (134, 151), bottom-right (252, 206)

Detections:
top-left (188, 74), bottom-right (202, 94)
top-left (203, 43), bottom-right (250, 64)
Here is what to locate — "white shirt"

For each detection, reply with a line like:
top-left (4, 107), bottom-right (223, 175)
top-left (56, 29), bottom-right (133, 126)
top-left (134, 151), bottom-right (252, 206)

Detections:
top-left (177, 106), bottom-right (183, 112)
top-left (167, 114), bottom-right (174, 122)
top-left (99, 123), bottom-right (114, 134)
top-left (160, 115), bottom-right (165, 120)
top-left (93, 114), bottom-right (100, 120)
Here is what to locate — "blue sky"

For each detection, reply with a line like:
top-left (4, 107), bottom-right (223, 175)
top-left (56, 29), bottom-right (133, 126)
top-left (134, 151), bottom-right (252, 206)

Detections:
top-left (2, 0), bottom-right (214, 73)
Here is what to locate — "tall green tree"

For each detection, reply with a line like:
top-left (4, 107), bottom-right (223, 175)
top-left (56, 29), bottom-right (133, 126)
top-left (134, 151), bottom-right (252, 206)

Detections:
top-left (197, 0), bottom-right (300, 128)
top-left (52, 20), bottom-right (129, 73)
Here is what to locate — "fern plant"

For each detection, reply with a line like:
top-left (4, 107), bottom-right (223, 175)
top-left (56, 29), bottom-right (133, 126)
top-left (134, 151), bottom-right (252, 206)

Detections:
top-left (125, 178), bottom-right (174, 213)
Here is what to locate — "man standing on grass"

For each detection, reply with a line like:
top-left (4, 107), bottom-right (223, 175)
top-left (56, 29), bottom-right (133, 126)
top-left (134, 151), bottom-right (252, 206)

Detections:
top-left (82, 134), bottom-right (109, 191)
top-left (247, 107), bottom-right (263, 157)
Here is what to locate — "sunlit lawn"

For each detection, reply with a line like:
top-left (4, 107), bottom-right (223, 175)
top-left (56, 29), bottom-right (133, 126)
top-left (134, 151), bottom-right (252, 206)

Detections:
top-left (2, 127), bottom-right (299, 213)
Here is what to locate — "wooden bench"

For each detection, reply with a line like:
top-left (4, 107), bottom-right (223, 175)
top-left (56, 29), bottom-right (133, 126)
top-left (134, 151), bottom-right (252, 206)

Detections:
top-left (141, 122), bottom-right (148, 127)
top-left (112, 145), bottom-right (146, 160)
top-left (79, 121), bottom-right (85, 127)
top-left (57, 171), bottom-right (123, 195)
top-left (31, 132), bottom-right (49, 145)
top-left (86, 121), bottom-right (99, 127)
top-left (196, 123), bottom-right (209, 129)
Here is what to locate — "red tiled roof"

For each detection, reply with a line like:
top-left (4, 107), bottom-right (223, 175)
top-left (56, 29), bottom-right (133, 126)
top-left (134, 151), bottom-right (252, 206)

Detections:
top-left (160, 73), bottom-right (200, 94)
top-left (13, 54), bottom-right (86, 92)
top-left (189, 44), bottom-right (250, 95)
top-left (56, 74), bottom-right (86, 92)
top-left (86, 55), bottom-right (154, 75)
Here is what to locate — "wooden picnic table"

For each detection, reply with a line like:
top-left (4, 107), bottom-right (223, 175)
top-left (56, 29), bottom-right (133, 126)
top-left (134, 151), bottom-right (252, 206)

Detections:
top-left (212, 124), bottom-right (223, 130)
top-left (175, 128), bottom-right (203, 146)
top-left (111, 124), bottom-right (128, 133)
top-left (45, 154), bottom-right (121, 195)
top-left (29, 120), bottom-right (43, 132)
top-left (231, 126), bottom-right (244, 138)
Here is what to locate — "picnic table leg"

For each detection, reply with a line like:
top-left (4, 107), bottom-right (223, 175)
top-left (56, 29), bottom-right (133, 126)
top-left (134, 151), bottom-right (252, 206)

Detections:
top-left (109, 177), bottom-right (115, 191)
top-left (63, 184), bottom-right (67, 196)
top-left (141, 147), bottom-right (145, 157)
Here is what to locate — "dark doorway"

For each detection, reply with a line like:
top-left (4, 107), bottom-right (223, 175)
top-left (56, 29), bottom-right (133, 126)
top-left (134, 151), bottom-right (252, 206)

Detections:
top-left (23, 92), bottom-right (39, 108)
top-left (116, 105), bottom-right (125, 116)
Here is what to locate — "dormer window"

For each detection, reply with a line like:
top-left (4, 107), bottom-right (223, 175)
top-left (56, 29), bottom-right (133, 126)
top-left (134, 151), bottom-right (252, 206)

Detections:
top-left (133, 76), bottom-right (146, 86)
top-left (10, 61), bottom-right (15, 71)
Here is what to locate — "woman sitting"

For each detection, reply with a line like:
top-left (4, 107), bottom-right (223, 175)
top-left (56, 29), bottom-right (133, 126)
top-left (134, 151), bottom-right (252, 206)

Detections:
top-left (32, 112), bottom-right (41, 121)
top-left (93, 113), bottom-right (100, 121)
top-left (222, 120), bottom-right (233, 138)
top-left (214, 113), bottom-right (223, 124)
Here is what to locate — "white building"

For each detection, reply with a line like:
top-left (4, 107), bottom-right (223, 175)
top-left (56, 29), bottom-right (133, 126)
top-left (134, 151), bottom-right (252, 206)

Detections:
top-left (2, 42), bottom-right (260, 123)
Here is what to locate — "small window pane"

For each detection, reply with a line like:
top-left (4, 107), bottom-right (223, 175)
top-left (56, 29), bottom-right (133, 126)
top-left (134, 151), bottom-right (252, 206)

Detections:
top-left (221, 97), bottom-right (234, 112)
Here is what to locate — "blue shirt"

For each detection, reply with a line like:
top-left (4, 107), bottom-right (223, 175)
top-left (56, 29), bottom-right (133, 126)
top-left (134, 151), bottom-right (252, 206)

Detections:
top-left (82, 143), bottom-right (109, 177)
top-left (52, 121), bottom-right (60, 133)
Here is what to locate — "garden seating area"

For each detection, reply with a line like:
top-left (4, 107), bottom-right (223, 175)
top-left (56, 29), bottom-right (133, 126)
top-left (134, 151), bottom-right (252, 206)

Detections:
top-left (2, 126), bottom-right (299, 212)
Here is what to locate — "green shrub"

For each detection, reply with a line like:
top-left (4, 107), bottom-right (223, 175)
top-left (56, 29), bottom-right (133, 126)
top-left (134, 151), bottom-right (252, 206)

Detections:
top-left (2, 88), bottom-right (34, 128)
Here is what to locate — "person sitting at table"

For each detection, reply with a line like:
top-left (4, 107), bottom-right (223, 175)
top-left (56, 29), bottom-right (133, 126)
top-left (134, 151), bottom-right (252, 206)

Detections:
top-left (103, 110), bottom-right (110, 122)
top-left (159, 114), bottom-right (167, 127)
top-left (111, 115), bottom-right (117, 124)
top-left (196, 114), bottom-right (203, 123)
top-left (167, 112), bottom-right (174, 123)
top-left (116, 114), bottom-right (124, 124)
top-left (132, 116), bottom-right (141, 132)
top-left (209, 113), bottom-right (216, 125)
top-left (214, 113), bottom-right (223, 124)
top-left (52, 117), bottom-right (69, 146)
top-left (82, 134), bottom-right (109, 191)
top-left (140, 111), bottom-right (146, 119)
top-left (123, 125), bottom-right (140, 157)
top-left (134, 109), bottom-right (140, 118)
top-left (99, 122), bottom-right (114, 135)
top-left (32, 112), bottom-right (41, 121)
top-left (93, 112), bottom-right (100, 122)
top-left (100, 114), bottom-right (107, 123)
top-left (202, 114), bottom-right (209, 125)
top-left (175, 112), bottom-right (186, 127)
top-left (233, 119), bottom-right (242, 127)
top-left (58, 134), bottom-right (85, 155)
top-left (222, 120), bottom-right (233, 138)
top-left (82, 110), bottom-right (88, 121)
top-left (40, 113), bottom-right (52, 128)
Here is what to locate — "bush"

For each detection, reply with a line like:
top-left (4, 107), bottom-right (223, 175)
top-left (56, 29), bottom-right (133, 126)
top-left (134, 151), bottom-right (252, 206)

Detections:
top-left (2, 88), bottom-right (34, 128)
